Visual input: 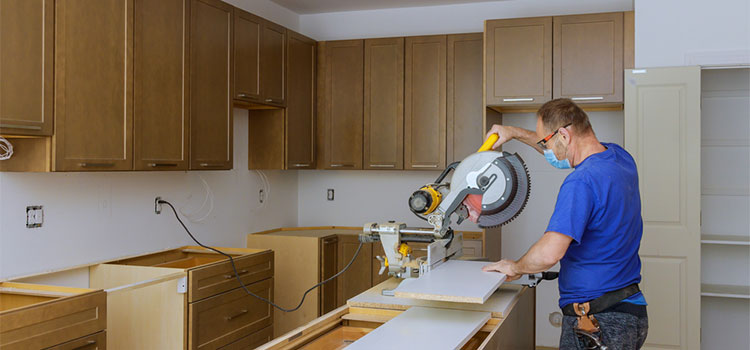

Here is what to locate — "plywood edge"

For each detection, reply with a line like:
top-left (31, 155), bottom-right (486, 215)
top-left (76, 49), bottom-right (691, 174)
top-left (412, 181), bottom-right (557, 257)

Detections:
top-left (179, 246), bottom-right (270, 256)
top-left (392, 291), bottom-right (486, 304)
top-left (0, 282), bottom-right (95, 295)
top-left (256, 305), bottom-right (350, 350)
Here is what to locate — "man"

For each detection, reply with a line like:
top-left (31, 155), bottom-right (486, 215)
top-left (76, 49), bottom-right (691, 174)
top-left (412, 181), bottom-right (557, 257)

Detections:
top-left (480, 99), bottom-right (648, 350)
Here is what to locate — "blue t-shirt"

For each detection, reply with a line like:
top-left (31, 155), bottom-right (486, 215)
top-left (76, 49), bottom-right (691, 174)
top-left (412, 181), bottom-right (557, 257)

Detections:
top-left (546, 143), bottom-right (646, 308)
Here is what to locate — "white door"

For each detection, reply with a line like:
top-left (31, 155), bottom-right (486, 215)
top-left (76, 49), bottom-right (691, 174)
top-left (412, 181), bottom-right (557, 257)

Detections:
top-left (624, 66), bottom-right (701, 350)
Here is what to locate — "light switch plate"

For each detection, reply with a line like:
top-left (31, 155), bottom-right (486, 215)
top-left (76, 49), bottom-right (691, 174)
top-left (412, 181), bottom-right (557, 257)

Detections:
top-left (26, 205), bottom-right (43, 228)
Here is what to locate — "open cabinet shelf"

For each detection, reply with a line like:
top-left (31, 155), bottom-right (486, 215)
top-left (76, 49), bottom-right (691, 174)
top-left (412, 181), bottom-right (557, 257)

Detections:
top-left (700, 234), bottom-right (750, 246)
top-left (701, 283), bottom-right (750, 299)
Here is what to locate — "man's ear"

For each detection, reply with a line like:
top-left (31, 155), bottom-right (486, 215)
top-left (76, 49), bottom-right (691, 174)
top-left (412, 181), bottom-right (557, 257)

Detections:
top-left (558, 127), bottom-right (571, 145)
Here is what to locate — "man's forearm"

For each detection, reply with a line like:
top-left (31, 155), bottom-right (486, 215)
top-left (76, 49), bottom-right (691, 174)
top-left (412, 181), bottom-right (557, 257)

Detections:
top-left (508, 126), bottom-right (544, 154)
top-left (511, 231), bottom-right (571, 275)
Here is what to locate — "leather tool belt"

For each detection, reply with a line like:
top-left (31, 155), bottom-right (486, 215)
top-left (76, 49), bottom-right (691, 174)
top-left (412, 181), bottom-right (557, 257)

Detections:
top-left (562, 284), bottom-right (641, 335)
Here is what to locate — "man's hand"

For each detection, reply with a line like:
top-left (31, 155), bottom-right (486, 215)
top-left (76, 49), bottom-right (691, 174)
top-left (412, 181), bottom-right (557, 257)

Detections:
top-left (482, 259), bottom-right (521, 281)
top-left (485, 124), bottom-right (515, 150)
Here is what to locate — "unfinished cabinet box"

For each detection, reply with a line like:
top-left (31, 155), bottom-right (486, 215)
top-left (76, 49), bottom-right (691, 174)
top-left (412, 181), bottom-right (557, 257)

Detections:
top-left (0, 0), bottom-right (53, 136)
top-left (553, 12), bottom-right (623, 104)
top-left (363, 37), bottom-right (405, 170)
top-left (133, 0), bottom-right (190, 171)
top-left (317, 40), bottom-right (364, 170)
top-left (404, 35), bottom-right (447, 170)
top-left (285, 30), bottom-right (317, 170)
top-left (54, 0), bottom-right (134, 171)
top-left (484, 17), bottom-right (552, 107)
top-left (447, 33), bottom-right (484, 164)
top-left (0, 282), bottom-right (106, 350)
top-left (190, 0), bottom-right (234, 170)
top-left (90, 246), bottom-right (273, 350)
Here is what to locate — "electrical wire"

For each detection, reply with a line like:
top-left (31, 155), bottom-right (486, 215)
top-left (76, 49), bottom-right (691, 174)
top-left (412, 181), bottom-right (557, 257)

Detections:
top-left (0, 137), bottom-right (13, 160)
top-left (160, 199), bottom-right (363, 312)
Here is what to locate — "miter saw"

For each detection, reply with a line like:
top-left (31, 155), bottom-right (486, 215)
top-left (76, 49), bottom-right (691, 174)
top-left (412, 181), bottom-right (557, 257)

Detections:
top-left (359, 134), bottom-right (531, 279)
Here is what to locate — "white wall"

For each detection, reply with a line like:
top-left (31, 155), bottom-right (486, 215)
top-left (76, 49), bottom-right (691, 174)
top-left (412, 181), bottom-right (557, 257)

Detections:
top-left (0, 109), bottom-right (299, 280)
top-left (299, 0), bottom-right (632, 40)
top-left (224, 0), bottom-right (300, 31)
top-left (634, 0), bottom-right (750, 67)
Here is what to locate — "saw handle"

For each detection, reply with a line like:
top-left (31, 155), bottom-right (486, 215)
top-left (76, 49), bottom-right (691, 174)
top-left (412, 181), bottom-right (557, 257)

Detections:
top-left (478, 133), bottom-right (499, 152)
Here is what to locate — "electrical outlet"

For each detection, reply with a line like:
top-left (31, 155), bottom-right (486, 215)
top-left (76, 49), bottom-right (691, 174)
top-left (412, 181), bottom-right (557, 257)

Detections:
top-left (155, 196), bottom-right (162, 214)
top-left (259, 189), bottom-right (265, 203)
top-left (327, 189), bottom-right (335, 201)
top-left (26, 205), bottom-right (43, 228)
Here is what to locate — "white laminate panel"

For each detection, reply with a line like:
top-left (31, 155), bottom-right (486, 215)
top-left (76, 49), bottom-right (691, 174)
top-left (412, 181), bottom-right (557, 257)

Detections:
top-left (392, 260), bottom-right (505, 304)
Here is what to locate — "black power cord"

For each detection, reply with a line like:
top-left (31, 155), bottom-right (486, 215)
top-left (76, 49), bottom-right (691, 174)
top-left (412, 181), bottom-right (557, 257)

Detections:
top-left (159, 199), bottom-right (364, 312)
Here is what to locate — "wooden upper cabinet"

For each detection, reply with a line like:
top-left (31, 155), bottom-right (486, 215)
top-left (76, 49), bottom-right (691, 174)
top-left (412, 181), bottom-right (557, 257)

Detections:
top-left (0, 0), bottom-right (53, 136)
top-left (286, 31), bottom-right (316, 169)
top-left (54, 0), bottom-right (133, 171)
top-left (405, 35), bottom-right (446, 170)
top-left (485, 17), bottom-right (552, 106)
top-left (447, 33), bottom-right (483, 164)
top-left (134, 0), bottom-right (189, 171)
top-left (260, 20), bottom-right (286, 107)
top-left (364, 38), bottom-right (404, 170)
top-left (190, 0), bottom-right (233, 170)
top-left (318, 40), bottom-right (364, 170)
top-left (233, 9), bottom-right (262, 103)
top-left (553, 12), bottom-right (623, 103)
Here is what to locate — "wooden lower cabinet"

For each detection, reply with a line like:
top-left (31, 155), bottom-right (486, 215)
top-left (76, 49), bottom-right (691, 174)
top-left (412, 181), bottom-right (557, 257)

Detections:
top-left (0, 282), bottom-right (107, 350)
top-left (218, 325), bottom-right (273, 349)
top-left (44, 331), bottom-right (106, 350)
top-left (88, 246), bottom-right (273, 349)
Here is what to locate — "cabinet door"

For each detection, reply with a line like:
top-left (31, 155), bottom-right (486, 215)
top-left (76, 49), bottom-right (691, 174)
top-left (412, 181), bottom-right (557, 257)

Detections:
top-left (260, 20), bottom-right (286, 107)
top-left (447, 33), bottom-right (483, 164)
top-left (286, 31), bottom-right (316, 169)
top-left (233, 9), bottom-right (262, 103)
top-left (54, 0), bottom-right (133, 171)
top-left (319, 235), bottom-right (338, 315)
top-left (190, 0), bottom-right (233, 170)
top-left (405, 35), bottom-right (446, 170)
top-left (336, 234), bottom-right (373, 306)
top-left (554, 12), bottom-right (623, 103)
top-left (364, 37), bottom-right (404, 170)
top-left (319, 40), bottom-right (364, 170)
top-left (485, 17), bottom-right (551, 106)
top-left (134, 0), bottom-right (189, 171)
top-left (0, 0), bottom-right (53, 136)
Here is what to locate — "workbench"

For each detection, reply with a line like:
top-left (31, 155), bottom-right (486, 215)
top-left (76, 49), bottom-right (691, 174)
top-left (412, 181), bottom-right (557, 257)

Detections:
top-left (257, 278), bottom-right (535, 349)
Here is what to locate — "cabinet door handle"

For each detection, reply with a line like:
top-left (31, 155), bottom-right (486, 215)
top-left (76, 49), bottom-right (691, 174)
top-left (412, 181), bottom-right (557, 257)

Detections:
top-left (237, 93), bottom-right (248, 98)
top-left (0, 123), bottom-right (43, 130)
top-left (223, 269), bottom-right (249, 279)
top-left (71, 340), bottom-right (97, 350)
top-left (571, 96), bottom-right (604, 101)
top-left (224, 309), bottom-right (248, 321)
top-left (148, 163), bottom-right (178, 167)
top-left (199, 163), bottom-right (225, 167)
top-left (369, 164), bottom-right (395, 168)
top-left (292, 163), bottom-right (311, 167)
top-left (78, 162), bottom-right (115, 168)
top-left (329, 164), bottom-right (354, 168)
top-left (502, 98), bottom-right (534, 102)
top-left (265, 98), bottom-right (274, 102)
top-left (411, 164), bottom-right (438, 168)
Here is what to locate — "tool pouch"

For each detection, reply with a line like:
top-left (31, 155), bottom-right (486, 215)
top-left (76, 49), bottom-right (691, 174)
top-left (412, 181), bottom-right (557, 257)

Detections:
top-left (573, 302), bottom-right (601, 333)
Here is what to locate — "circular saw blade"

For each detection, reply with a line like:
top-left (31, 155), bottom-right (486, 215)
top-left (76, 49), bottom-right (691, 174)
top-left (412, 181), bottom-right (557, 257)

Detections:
top-left (477, 152), bottom-right (530, 228)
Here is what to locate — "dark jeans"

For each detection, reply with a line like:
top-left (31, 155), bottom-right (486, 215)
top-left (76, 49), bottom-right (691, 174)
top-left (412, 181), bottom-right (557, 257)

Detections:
top-left (560, 311), bottom-right (649, 350)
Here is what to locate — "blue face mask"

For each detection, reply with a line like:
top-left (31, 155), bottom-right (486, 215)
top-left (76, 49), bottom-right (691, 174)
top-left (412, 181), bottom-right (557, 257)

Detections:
top-left (544, 148), bottom-right (571, 169)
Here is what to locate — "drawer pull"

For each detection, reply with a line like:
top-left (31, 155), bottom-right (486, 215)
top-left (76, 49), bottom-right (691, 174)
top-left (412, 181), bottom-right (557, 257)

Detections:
top-left (571, 96), bottom-right (604, 101)
top-left (224, 269), bottom-right (249, 279)
top-left (199, 163), bottom-right (225, 167)
top-left (329, 164), bottom-right (354, 168)
top-left (292, 163), bottom-right (311, 167)
top-left (0, 123), bottom-right (43, 130)
top-left (370, 164), bottom-right (395, 168)
top-left (72, 340), bottom-right (96, 349)
top-left (148, 163), bottom-right (178, 167)
top-left (237, 93), bottom-right (248, 98)
top-left (411, 164), bottom-right (438, 168)
top-left (79, 162), bottom-right (115, 167)
top-left (225, 309), bottom-right (248, 321)
top-left (265, 98), bottom-right (274, 102)
top-left (502, 97), bottom-right (534, 102)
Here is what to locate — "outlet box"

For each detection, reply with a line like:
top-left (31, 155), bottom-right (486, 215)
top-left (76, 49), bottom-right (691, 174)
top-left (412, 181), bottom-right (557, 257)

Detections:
top-left (259, 189), bottom-right (265, 203)
top-left (327, 189), bottom-right (335, 201)
top-left (155, 197), bottom-right (162, 214)
top-left (26, 205), bottom-right (43, 228)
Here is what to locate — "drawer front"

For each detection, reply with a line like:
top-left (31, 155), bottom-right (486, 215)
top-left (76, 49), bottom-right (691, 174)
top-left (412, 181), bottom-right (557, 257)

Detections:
top-left (0, 291), bottom-right (107, 350)
top-left (189, 251), bottom-right (274, 302)
top-left (216, 325), bottom-right (272, 349)
top-left (44, 331), bottom-right (106, 350)
top-left (189, 279), bottom-right (273, 350)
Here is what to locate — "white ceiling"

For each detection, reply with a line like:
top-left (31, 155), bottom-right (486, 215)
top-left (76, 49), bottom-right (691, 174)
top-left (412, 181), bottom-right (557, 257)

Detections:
top-left (270, 0), bottom-right (506, 14)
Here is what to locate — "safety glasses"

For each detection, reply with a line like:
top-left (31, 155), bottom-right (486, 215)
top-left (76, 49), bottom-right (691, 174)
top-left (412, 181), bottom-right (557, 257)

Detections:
top-left (537, 123), bottom-right (572, 149)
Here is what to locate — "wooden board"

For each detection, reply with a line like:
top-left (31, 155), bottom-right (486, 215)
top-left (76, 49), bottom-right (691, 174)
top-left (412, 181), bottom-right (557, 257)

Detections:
top-left (348, 278), bottom-right (522, 319)
top-left (393, 260), bottom-right (505, 304)
top-left (346, 306), bottom-right (490, 350)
